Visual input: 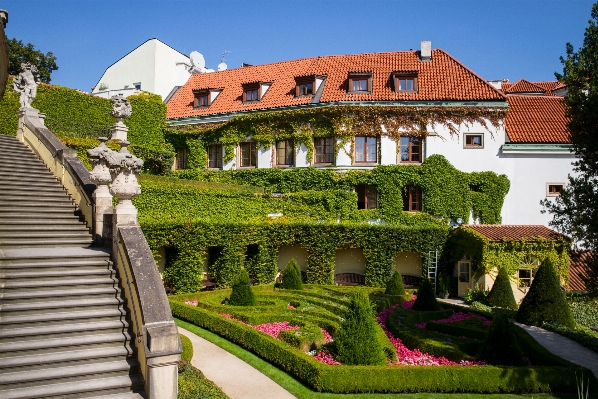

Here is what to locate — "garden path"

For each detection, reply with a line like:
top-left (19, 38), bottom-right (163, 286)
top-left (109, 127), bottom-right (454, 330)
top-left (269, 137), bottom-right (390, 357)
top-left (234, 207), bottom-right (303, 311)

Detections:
top-left (178, 327), bottom-right (297, 399)
top-left (514, 322), bottom-right (598, 378)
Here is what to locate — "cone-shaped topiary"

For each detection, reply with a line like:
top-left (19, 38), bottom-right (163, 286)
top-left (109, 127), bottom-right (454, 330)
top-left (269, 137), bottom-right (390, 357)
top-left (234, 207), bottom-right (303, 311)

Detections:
top-left (281, 258), bottom-right (303, 290)
top-left (228, 269), bottom-right (256, 306)
top-left (385, 271), bottom-right (405, 296)
top-left (487, 267), bottom-right (518, 310)
top-left (481, 313), bottom-right (524, 365)
top-left (412, 278), bottom-right (440, 311)
top-left (334, 290), bottom-right (386, 365)
top-left (516, 258), bottom-right (575, 328)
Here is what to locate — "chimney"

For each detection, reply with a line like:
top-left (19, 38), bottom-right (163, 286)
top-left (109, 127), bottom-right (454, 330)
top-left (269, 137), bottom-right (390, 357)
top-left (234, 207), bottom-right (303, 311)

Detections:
top-left (420, 41), bottom-right (432, 62)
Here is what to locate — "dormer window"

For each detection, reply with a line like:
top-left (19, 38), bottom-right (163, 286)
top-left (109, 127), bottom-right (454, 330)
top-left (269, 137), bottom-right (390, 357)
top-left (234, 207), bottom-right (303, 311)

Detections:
top-left (393, 72), bottom-right (418, 92)
top-left (242, 82), bottom-right (271, 103)
top-left (193, 90), bottom-right (210, 108)
top-left (295, 76), bottom-right (315, 97)
top-left (348, 73), bottom-right (372, 93)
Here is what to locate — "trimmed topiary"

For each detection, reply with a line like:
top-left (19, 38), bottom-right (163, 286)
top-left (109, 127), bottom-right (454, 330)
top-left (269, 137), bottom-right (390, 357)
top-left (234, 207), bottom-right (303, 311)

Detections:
top-left (385, 271), bottom-right (405, 296)
top-left (481, 313), bottom-right (524, 366)
top-left (281, 259), bottom-right (303, 290)
top-left (516, 258), bottom-right (575, 328)
top-left (334, 290), bottom-right (386, 365)
top-left (487, 267), bottom-right (518, 310)
top-left (228, 269), bottom-right (256, 306)
top-left (412, 278), bottom-right (440, 311)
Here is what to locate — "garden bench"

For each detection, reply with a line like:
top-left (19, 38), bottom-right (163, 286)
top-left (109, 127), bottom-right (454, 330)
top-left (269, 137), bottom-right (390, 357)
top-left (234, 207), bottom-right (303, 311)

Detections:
top-left (201, 275), bottom-right (217, 290)
top-left (335, 273), bottom-right (365, 286)
top-left (402, 274), bottom-right (422, 288)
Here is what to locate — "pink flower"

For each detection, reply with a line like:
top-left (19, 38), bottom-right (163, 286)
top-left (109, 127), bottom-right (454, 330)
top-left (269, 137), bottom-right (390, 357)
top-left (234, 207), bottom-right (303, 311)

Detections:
top-left (253, 321), bottom-right (299, 338)
top-left (320, 328), bottom-right (333, 343)
top-left (402, 295), bottom-right (417, 309)
top-left (314, 351), bottom-right (341, 365)
top-left (287, 303), bottom-right (295, 310)
top-left (184, 300), bottom-right (198, 306)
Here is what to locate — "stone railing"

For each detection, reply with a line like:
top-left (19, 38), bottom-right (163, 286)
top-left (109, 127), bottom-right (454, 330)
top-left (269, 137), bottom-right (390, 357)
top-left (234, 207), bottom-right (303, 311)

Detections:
top-left (17, 102), bottom-right (181, 399)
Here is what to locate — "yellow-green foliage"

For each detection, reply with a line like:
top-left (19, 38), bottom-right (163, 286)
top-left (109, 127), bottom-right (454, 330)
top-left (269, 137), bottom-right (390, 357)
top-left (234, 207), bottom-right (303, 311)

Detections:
top-left (180, 334), bottom-right (193, 362)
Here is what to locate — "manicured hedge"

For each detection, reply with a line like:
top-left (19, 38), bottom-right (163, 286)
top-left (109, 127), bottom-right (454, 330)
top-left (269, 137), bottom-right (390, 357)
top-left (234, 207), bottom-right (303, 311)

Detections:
top-left (543, 322), bottom-right (598, 355)
top-left (170, 299), bottom-right (593, 393)
top-left (425, 321), bottom-right (487, 341)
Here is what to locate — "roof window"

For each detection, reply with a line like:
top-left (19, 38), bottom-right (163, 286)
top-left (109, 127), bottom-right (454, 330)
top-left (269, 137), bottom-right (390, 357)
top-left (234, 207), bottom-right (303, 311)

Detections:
top-left (193, 88), bottom-right (222, 108)
top-left (242, 82), bottom-right (271, 103)
top-left (393, 71), bottom-right (418, 93)
top-left (347, 72), bottom-right (372, 94)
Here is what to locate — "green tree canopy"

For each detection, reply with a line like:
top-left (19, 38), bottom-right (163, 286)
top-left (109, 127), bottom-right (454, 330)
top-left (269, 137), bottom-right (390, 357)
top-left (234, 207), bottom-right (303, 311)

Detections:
top-left (542, 3), bottom-right (598, 287)
top-left (8, 38), bottom-right (58, 83)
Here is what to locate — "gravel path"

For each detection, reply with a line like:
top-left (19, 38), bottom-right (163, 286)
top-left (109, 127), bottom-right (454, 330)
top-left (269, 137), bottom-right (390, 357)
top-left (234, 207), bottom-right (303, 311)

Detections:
top-left (178, 327), bottom-right (296, 399)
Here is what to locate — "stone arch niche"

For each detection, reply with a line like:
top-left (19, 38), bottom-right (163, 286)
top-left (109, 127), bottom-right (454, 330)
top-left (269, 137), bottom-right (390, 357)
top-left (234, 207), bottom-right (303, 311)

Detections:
top-left (334, 248), bottom-right (366, 275)
top-left (277, 245), bottom-right (309, 272)
top-left (393, 252), bottom-right (423, 276)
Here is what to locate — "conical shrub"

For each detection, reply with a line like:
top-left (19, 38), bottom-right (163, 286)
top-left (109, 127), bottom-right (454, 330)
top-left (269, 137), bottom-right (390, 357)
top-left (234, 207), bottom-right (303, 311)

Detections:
top-left (487, 267), bottom-right (518, 310)
top-left (281, 259), bottom-right (303, 290)
top-left (516, 258), bottom-right (575, 328)
top-left (334, 291), bottom-right (386, 365)
top-left (481, 313), bottom-right (524, 365)
top-left (385, 271), bottom-right (405, 296)
top-left (228, 269), bottom-right (256, 306)
top-left (412, 278), bottom-right (439, 311)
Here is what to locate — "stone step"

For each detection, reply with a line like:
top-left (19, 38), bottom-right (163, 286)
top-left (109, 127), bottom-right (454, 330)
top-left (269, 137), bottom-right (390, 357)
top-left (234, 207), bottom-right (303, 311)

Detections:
top-left (0, 187), bottom-right (69, 195)
top-left (0, 238), bottom-right (93, 249)
top-left (87, 393), bottom-right (145, 399)
top-left (0, 175), bottom-right (60, 185)
top-left (0, 359), bottom-right (139, 386)
top-left (0, 198), bottom-right (74, 206)
top-left (0, 180), bottom-right (64, 189)
top-left (0, 296), bottom-right (124, 314)
top-left (0, 165), bottom-right (52, 174)
top-left (0, 204), bottom-right (77, 212)
top-left (0, 258), bottom-right (110, 269)
top-left (0, 308), bottom-right (126, 327)
top-left (0, 219), bottom-right (84, 226)
top-left (0, 232), bottom-right (90, 239)
top-left (1, 267), bottom-right (112, 279)
top-left (0, 286), bottom-right (121, 301)
top-left (0, 146), bottom-right (39, 155)
top-left (0, 247), bottom-right (110, 262)
top-left (0, 346), bottom-right (133, 370)
top-left (0, 374), bottom-right (144, 399)
top-left (1, 276), bottom-right (117, 289)
top-left (0, 320), bottom-right (130, 339)
top-left (0, 224), bottom-right (86, 232)
top-left (0, 331), bottom-right (132, 353)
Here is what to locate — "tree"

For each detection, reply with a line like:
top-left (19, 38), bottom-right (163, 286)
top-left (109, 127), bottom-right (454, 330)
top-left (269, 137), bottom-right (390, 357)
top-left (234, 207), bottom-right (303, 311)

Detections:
top-left (281, 258), bottom-right (303, 290)
top-left (541, 3), bottom-right (598, 288)
top-left (228, 269), bottom-right (256, 306)
top-left (334, 290), bottom-right (386, 365)
top-left (487, 267), bottom-right (518, 310)
top-left (7, 38), bottom-right (58, 83)
top-left (481, 313), bottom-right (524, 366)
top-left (516, 258), bottom-right (575, 328)
top-left (385, 271), bottom-right (405, 296)
top-left (412, 278), bottom-right (440, 311)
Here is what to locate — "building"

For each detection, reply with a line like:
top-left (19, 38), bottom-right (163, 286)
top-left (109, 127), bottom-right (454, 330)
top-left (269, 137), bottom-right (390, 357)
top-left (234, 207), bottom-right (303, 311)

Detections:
top-left (92, 38), bottom-right (192, 101)
top-left (165, 42), bottom-right (574, 227)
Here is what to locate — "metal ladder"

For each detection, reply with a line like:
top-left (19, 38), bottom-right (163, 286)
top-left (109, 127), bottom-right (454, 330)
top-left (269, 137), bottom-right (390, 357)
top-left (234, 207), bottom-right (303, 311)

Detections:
top-left (427, 249), bottom-right (438, 293)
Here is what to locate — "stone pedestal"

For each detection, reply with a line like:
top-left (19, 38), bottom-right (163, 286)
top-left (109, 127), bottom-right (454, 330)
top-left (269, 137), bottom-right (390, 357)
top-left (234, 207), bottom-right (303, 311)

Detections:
top-left (88, 137), bottom-right (114, 245)
top-left (110, 121), bottom-right (129, 141)
top-left (16, 107), bottom-right (40, 141)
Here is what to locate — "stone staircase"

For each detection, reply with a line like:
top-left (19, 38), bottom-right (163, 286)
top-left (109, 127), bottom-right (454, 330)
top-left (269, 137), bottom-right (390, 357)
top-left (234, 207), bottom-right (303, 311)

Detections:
top-left (0, 134), bottom-right (146, 398)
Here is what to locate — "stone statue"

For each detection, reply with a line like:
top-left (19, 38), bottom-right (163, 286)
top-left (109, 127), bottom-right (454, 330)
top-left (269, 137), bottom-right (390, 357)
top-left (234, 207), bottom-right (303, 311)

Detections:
top-left (12, 62), bottom-right (40, 108)
top-left (110, 94), bottom-right (132, 121)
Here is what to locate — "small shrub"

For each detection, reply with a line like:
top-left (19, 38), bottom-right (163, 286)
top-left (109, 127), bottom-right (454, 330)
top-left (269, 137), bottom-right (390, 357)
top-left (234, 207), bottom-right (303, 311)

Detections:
top-left (481, 313), bottom-right (524, 366)
top-left (334, 291), bottom-right (386, 365)
top-left (516, 258), bottom-right (575, 328)
top-left (385, 271), bottom-right (405, 296)
top-left (178, 333), bottom-right (193, 373)
top-left (487, 268), bottom-right (518, 310)
top-left (470, 301), bottom-right (493, 313)
top-left (228, 269), bottom-right (256, 306)
top-left (464, 285), bottom-right (490, 305)
top-left (281, 259), bottom-right (303, 290)
top-left (279, 324), bottom-right (326, 352)
top-left (568, 295), bottom-right (598, 327)
top-left (412, 278), bottom-right (439, 311)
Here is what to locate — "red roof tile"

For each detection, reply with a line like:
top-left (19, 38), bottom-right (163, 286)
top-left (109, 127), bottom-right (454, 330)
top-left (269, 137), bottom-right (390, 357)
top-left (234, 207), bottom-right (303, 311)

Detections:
top-left (567, 251), bottom-right (597, 291)
top-left (505, 96), bottom-right (570, 143)
top-left (167, 49), bottom-right (505, 120)
top-left (503, 79), bottom-right (547, 94)
top-left (461, 224), bottom-right (564, 241)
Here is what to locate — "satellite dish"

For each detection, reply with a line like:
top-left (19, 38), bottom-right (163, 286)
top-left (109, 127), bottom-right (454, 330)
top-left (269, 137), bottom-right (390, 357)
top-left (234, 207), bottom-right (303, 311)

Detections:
top-left (189, 51), bottom-right (205, 73)
top-left (217, 62), bottom-right (227, 71)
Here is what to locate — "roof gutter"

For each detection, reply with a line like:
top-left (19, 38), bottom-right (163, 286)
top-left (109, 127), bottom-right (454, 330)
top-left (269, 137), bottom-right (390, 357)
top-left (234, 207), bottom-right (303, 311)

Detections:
top-left (501, 143), bottom-right (574, 155)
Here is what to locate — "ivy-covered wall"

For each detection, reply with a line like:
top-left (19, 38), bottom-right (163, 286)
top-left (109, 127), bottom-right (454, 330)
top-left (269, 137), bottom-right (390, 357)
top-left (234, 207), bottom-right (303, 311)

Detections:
top-left (448, 227), bottom-right (570, 282)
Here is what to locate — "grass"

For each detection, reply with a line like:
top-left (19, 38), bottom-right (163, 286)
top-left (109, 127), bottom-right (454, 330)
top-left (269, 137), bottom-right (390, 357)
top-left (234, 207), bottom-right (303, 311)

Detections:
top-left (175, 318), bottom-right (581, 399)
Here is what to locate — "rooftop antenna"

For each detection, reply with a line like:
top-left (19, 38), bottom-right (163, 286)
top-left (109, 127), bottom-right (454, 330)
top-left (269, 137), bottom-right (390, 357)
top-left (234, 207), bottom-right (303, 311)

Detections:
top-left (218, 50), bottom-right (231, 71)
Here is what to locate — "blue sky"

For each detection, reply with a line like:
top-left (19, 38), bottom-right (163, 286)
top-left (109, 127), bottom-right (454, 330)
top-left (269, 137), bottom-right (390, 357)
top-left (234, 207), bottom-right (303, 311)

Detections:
top-left (3, 0), bottom-right (595, 91)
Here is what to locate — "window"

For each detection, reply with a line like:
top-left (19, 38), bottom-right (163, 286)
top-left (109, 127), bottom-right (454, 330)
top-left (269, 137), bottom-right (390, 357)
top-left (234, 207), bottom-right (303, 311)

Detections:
top-left (354, 136), bottom-right (377, 163)
top-left (547, 183), bottom-right (565, 196)
top-left (295, 78), bottom-right (314, 97)
top-left (242, 83), bottom-right (261, 103)
top-left (459, 262), bottom-right (470, 283)
top-left (239, 142), bottom-right (257, 167)
top-left (276, 140), bottom-right (294, 166)
top-left (208, 143), bottom-right (223, 169)
top-left (175, 148), bottom-right (188, 170)
top-left (518, 268), bottom-right (536, 288)
top-left (399, 137), bottom-right (422, 163)
top-left (464, 134), bottom-right (483, 148)
top-left (348, 73), bottom-right (372, 93)
top-left (314, 137), bottom-right (335, 164)
top-left (393, 72), bottom-right (418, 92)
top-left (402, 185), bottom-right (422, 212)
top-left (194, 91), bottom-right (210, 108)
top-left (356, 184), bottom-right (377, 209)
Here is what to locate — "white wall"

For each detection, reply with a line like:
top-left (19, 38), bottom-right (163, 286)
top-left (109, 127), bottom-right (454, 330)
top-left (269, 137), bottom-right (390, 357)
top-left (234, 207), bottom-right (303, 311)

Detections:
top-left (257, 145), bottom-right (272, 168)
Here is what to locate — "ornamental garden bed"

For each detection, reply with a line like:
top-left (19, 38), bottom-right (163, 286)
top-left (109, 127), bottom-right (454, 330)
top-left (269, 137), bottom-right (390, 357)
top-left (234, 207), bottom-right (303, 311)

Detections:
top-left (169, 285), bottom-right (594, 394)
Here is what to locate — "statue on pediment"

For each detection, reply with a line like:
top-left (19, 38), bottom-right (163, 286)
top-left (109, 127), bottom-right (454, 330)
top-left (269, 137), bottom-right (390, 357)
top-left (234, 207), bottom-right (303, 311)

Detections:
top-left (13, 62), bottom-right (40, 108)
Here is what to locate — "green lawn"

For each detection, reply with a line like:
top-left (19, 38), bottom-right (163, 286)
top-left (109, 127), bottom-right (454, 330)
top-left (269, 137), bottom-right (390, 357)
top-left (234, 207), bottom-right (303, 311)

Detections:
top-left (175, 318), bottom-right (584, 399)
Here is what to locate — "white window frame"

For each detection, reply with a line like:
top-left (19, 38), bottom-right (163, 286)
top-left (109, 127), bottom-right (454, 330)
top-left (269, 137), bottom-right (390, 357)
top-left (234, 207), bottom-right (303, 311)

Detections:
top-left (546, 182), bottom-right (565, 197)
top-left (463, 133), bottom-right (484, 149)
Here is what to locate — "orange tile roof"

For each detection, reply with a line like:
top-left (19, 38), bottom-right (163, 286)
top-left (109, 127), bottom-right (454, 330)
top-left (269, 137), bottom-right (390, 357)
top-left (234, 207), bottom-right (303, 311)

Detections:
top-left (461, 224), bottom-right (564, 241)
top-left (505, 96), bottom-right (570, 143)
top-left (503, 79), bottom-right (547, 94)
top-left (567, 251), bottom-right (596, 292)
top-left (167, 49), bottom-right (505, 120)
